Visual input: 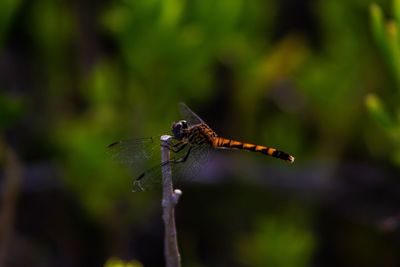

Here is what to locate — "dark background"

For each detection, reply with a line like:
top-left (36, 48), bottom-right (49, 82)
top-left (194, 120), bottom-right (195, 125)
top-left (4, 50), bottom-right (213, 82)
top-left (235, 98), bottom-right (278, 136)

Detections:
top-left (1, 0), bottom-right (400, 266)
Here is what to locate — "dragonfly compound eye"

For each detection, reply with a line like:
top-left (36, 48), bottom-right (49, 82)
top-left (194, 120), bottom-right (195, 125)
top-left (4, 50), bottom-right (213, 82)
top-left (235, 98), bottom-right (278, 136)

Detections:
top-left (180, 120), bottom-right (188, 129)
top-left (172, 121), bottom-right (186, 140)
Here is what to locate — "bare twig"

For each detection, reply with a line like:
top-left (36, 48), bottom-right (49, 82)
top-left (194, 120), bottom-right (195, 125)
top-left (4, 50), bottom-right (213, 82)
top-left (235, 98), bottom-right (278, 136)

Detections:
top-left (161, 135), bottom-right (182, 267)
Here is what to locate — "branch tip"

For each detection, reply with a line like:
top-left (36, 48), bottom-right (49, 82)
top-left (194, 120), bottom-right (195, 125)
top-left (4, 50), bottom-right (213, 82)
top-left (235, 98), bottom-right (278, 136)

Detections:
top-left (173, 189), bottom-right (182, 204)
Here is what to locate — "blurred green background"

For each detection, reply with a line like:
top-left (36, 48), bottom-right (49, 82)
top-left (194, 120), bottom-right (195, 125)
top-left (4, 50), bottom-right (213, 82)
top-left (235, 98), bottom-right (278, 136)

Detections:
top-left (1, 0), bottom-right (400, 266)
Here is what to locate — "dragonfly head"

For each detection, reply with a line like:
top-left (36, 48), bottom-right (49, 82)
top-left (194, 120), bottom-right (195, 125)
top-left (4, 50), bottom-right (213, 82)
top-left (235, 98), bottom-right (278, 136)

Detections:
top-left (172, 120), bottom-right (188, 140)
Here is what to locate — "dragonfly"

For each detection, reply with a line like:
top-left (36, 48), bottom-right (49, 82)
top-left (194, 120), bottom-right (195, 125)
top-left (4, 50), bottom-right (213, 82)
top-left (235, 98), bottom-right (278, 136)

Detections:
top-left (108, 103), bottom-right (295, 191)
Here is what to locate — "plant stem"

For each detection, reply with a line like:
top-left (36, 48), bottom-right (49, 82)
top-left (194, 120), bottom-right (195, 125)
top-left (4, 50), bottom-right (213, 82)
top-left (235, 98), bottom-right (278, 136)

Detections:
top-left (161, 135), bottom-right (182, 267)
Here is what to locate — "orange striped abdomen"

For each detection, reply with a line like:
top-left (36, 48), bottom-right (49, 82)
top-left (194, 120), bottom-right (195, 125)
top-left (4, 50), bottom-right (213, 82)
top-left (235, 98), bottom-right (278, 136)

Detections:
top-left (212, 137), bottom-right (295, 163)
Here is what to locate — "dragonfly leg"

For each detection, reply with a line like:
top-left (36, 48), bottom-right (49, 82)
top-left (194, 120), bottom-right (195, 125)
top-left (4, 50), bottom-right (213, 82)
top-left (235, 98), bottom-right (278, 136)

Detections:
top-left (162, 141), bottom-right (188, 153)
top-left (134, 145), bottom-right (192, 188)
top-left (160, 138), bottom-right (175, 149)
top-left (170, 142), bottom-right (188, 153)
top-left (172, 145), bottom-right (192, 163)
top-left (135, 154), bottom-right (184, 182)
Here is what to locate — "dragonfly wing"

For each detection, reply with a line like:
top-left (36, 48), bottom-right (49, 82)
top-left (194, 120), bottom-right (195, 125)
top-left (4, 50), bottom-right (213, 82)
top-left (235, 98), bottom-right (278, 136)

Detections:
top-left (178, 102), bottom-right (205, 125)
top-left (107, 137), bottom-right (157, 164)
top-left (107, 137), bottom-right (171, 187)
top-left (132, 163), bottom-right (163, 192)
top-left (132, 141), bottom-right (192, 191)
top-left (124, 141), bottom-right (215, 191)
top-left (173, 143), bottom-right (213, 183)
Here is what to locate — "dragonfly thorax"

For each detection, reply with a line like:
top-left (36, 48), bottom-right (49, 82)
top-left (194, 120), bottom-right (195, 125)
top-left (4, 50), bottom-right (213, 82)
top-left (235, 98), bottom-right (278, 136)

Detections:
top-left (172, 120), bottom-right (189, 140)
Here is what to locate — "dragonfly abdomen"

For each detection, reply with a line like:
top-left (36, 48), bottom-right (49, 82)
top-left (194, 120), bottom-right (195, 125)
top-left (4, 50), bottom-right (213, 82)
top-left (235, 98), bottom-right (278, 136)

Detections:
top-left (212, 137), bottom-right (295, 163)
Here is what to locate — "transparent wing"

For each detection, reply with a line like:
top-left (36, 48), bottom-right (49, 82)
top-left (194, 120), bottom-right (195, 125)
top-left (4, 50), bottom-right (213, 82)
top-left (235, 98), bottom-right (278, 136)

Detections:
top-left (132, 162), bottom-right (163, 192)
top-left (107, 135), bottom-right (176, 162)
top-left (132, 142), bottom-right (213, 191)
top-left (107, 137), bottom-right (157, 164)
top-left (107, 137), bottom-right (166, 189)
top-left (178, 102), bottom-right (204, 126)
top-left (173, 143), bottom-right (213, 183)
top-left (132, 141), bottom-right (192, 191)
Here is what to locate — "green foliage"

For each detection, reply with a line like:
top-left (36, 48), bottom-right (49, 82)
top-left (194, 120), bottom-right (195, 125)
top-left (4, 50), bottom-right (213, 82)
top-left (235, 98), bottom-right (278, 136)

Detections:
top-left (368, 0), bottom-right (400, 165)
top-left (370, 2), bottom-right (400, 90)
top-left (0, 0), bottom-right (22, 48)
top-left (365, 93), bottom-right (396, 133)
top-left (0, 93), bottom-right (24, 129)
top-left (104, 258), bottom-right (143, 267)
top-left (237, 212), bottom-right (315, 267)
top-left (100, 0), bottom-right (278, 114)
top-left (53, 60), bottom-right (137, 217)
